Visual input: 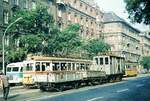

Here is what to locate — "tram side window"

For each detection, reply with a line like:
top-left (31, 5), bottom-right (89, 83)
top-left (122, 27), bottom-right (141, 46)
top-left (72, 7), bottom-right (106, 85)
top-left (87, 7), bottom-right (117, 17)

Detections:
top-left (76, 63), bottom-right (80, 70)
top-left (105, 57), bottom-right (109, 65)
top-left (35, 62), bottom-right (40, 71)
top-left (20, 67), bottom-right (23, 72)
top-left (95, 58), bottom-right (98, 65)
top-left (42, 63), bottom-right (46, 71)
top-left (61, 63), bottom-right (67, 71)
top-left (81, 64), bottom-right (85, 71)
top-left (45, 63), bottom-right (50, 71)
top-left (86, 64), bottom-right (90, 70)
top-left (110, 57), bottom-right (112, 65)
top-left (26, 64), bottom-right (33, 71)
top-left (72, 63), bottom-right (75, 71)
top-left (68, 63), bottom-right (71, 71)
top-left (100, 58), bottom-right (103, 65)
top-left (52, 63), bottom-right (59, 71)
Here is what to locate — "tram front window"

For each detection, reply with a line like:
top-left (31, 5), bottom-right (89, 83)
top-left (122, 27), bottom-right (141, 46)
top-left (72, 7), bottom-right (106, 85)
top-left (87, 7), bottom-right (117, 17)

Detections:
top-left (7, 67), bottom-right (12, 72)
top-left (12, 67), bottom-right (19, 72)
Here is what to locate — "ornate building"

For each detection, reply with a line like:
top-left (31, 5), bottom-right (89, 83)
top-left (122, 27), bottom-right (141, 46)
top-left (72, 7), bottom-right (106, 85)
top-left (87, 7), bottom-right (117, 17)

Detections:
top-left (103, 12), bottom-right (141, 69)
top-left (56, 0), bottom-right (104, 39)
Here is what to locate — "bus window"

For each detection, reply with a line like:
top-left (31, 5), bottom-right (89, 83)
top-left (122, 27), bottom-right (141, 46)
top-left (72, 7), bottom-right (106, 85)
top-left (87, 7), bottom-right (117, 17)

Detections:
top-left (20, 67), bottom-right (23, 72)
top-left (7, 67), bottom-right (11, 72)
top-left (95, 58), bottom-right (98, 65)
top-left (100, 58), bottom-right (103, 65)
top-left (35, 62), bottom-right (40, 71)
top-left (105, 57), bottom-right (109, 65)
top-left (12, 67), bottom-right (19, 72)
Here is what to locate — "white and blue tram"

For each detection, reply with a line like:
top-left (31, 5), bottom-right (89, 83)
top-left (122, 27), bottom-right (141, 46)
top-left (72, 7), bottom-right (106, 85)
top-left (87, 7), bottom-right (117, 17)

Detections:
top-left (6, 62), bottom-right (24, 85)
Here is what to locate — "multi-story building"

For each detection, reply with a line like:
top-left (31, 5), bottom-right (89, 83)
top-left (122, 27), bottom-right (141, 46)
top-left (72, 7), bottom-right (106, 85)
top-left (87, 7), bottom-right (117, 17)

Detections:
top-left (140, 32), bottom-right (150, 57)
top-left (56, 0), bottom-right (104, 39)
top-left (103, 12), bottom-right (141, 69)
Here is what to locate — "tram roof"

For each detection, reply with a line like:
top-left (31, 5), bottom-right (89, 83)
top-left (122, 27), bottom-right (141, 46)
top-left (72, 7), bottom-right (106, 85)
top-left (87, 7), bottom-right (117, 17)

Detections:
top-left (94, 55), bottom-right (125, 59)
top-left (26, 56), bottom-right (92, 63)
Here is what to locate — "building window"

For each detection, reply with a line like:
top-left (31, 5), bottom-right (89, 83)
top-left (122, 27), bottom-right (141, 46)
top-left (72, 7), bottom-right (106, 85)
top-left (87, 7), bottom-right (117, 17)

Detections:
top-left (3, 11), bottom-right (9, 24)
top-left (74, 0), bottom-right (77, 4)
top-left (90, 8), bottom-right (93, 12)
top-left (85, 6), bottom-right (87, 10)
top-left (14, 0), bottom-right (19, 5)
top-left (68, 12), bottom-right (71, 21)
top-left (127, 43), bottom-right (130, 47)
top-left (24, 0), bottom-right (29, 9)
top-left (32, 1), bottom-right (36, 9)
top-left (3, 0), bottom-right (9, 2)
top-left (80, 3), bottom-right (82, 7)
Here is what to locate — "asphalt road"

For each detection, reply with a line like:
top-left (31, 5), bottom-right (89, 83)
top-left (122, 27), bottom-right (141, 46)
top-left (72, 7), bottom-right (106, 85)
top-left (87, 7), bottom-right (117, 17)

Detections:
top-left (33, 75), bottom-right (150, 101)
top-left (0, 74), bottom-right (150, 101)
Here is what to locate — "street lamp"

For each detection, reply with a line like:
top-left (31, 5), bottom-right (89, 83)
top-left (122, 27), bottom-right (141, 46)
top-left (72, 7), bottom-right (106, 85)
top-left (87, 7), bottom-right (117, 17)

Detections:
top-left (2, 17), bottom-right (23, 74)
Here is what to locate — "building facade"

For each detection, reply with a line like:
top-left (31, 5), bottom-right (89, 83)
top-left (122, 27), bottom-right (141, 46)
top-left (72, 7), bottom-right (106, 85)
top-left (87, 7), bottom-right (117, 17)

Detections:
top-left (56, 0), bottom-right (104, 39)
top-left (140, 33), bottom-right (150, 57)
top-left (103, 12), bottom-right (141, 69)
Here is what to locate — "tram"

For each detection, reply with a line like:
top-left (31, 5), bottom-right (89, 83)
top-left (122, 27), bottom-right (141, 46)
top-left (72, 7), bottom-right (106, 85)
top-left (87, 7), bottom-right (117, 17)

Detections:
top-left (22, 54), bottom-right (125, 91)
top-left (6, 62), bottom-right (24, 85)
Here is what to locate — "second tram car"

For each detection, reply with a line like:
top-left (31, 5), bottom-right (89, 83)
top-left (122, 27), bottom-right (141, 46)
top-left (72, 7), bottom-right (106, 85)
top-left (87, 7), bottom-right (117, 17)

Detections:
top-left (93, 55), bottom-right (125, 81)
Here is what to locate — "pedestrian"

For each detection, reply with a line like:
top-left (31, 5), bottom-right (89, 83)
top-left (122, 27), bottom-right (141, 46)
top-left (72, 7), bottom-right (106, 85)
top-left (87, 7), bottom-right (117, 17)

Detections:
top-left (0, 71), bottom-right (10, 100)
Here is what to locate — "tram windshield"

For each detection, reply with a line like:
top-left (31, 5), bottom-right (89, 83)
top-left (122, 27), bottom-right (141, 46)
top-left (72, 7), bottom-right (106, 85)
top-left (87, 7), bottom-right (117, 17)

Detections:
top-left (7, 67), bottom-right (19, 72)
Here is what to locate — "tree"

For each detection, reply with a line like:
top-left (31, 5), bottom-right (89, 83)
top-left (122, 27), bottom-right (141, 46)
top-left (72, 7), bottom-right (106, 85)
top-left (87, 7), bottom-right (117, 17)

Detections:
top-left (7, 6), bottom-right (82, 62)
top-left (124, 0), bottom-right (150, 25)
top-left (83, 38), bottom-right (110, 58)
top-left (6, 7), bottom-right (55, 63)
top-left (140, 56), bottom-right (150, 70)
top-left (46, 24), bottom-right (82, 57)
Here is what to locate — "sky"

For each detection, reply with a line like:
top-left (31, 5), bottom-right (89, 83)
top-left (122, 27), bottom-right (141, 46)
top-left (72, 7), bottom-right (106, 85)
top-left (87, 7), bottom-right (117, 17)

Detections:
top-left (95, 0), bottom-right (149, 32)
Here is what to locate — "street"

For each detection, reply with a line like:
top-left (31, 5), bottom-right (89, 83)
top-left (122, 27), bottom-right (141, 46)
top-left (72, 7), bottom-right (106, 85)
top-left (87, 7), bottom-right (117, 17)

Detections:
top-left (0, 74), bottom-right (150, 101)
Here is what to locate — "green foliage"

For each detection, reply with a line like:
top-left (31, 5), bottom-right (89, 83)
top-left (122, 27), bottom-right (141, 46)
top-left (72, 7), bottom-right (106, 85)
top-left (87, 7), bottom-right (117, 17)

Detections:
top-left (47, 24), bottom-right (82, 57)
top-left (7, 7), bottom-right (55, 63)
top-left (124, 0), bottom-right (150, 25)
top-left (140, 56), bottom-right (150, 70)
top-left (83, 38), bottom-right (110, 57)
top-left (5, 48), bottom-right (27, 63)
top-left (9, 7), bottom-right (54, 34)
